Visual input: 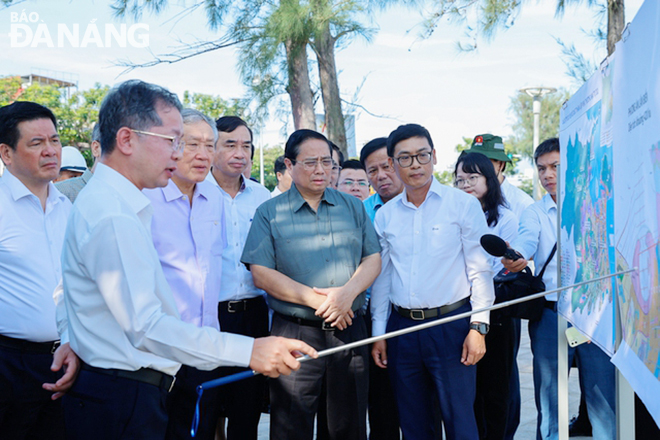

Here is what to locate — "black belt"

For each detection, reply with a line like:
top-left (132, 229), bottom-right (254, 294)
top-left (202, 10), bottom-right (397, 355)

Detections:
top-left (0, 334), bottom-right (60, 354)
top-left (544, 301), bottom-right (557, 312)
top-left (81, 363), bottom-right (176, 392)
top-left (219, 296), bottom-right (263, 313)
top-left (394, 297), bottom-right (470, 321)
top-left (275, 312), bottom-right (337, 331)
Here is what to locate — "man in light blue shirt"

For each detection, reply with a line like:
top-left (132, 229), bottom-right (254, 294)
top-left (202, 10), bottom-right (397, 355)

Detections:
top-left (359, 137), bottom-right (404, 440)
top-left (144, 108), bottom-right (227, 439)
top-left (360, 137), bottom-right (404, 222)
top-left (503, 138), bottom-right (615, 440)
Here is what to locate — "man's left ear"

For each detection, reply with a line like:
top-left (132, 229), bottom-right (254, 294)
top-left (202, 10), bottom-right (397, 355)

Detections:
top-left (432, 148), bottom-right (437, 165)
top-left (0, 143), bottom-right (12, 167)
top-left (114, 127), bottom-right (133, 156)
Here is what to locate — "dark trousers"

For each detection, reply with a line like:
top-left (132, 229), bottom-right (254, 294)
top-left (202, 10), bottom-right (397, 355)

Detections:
top-left (269, 313), bottom-right (368, 440)
top-left (504, 318), bottom-right (521, 440)
top-left (63, 368), bottom-right (169, 440)
top-left (165, 365), bottom-right (224, 440)
top-left (0, 345), bottom-right (65, 440)
top-left (317, 311), bottom-right (401, 440)
top-left (387, 302), bottom-right (478, 440)
top-left (366, 310), bottom-right (401, 440)
top-left (216, 297), bottom-right (269, 440)
top-left (474, 317), bottom-right (520, 440)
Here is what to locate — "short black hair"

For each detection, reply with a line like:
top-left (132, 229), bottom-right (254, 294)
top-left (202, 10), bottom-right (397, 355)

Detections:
top-left (216, 116), bottom-right (254, 160)
top-left (0, 101), bottom-right (57, 151)
top-left (274, 155), bottom-right (287, 174)
top-left (387, 124), bottom-right (434, 157)
top-left (330, 142), bottom-right (344, 166)
top-left (534, 138), bottom-right (560, 164)
top-left (340, 159), bottom-right (365, 171)
top-left (284, 129), bottom-right (331, 162)
top-left (98, 80), bottom-right (182, 156)
top-left (359, 137), bottom-right (387, 168)
top-left (91, 123), bottom-right (101, 143)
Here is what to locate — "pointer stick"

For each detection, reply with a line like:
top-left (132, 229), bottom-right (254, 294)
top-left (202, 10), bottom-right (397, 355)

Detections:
top-left (191, 268), bottom-right (635, 437)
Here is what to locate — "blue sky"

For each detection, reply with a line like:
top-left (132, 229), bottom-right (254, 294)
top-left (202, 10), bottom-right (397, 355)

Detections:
top-left (0, 0), bottom-right (645, 172)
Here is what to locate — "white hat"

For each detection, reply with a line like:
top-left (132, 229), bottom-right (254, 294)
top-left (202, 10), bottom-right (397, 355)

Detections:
top-left (60, 146), bottom-right (88, 172)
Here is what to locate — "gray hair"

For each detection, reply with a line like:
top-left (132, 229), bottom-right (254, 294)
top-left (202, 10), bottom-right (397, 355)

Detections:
top-left (181, 108), bottom-right (218, 144)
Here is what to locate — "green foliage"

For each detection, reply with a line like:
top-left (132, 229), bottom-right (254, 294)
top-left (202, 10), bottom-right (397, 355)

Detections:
top-left (0, 77), bottom-right (109, 147)
top-left (250, 144), bottom-right (285, 190)
top-left (506, 89), bottom-right (570, 162)
top-left (518, 175), bottom-right (534, 197)
top-left (434, 169), bottom-right (454, 186)
top-left (182, 91), bottom-right (249, 121)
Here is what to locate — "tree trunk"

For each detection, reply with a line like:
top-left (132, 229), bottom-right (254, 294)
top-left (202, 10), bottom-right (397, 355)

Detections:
top-left (314, 22), bottom-right (347, 157)
top-left (285, 39), bottom-right (316, 130)
top-left (607, 0), bottom-right (625, 56)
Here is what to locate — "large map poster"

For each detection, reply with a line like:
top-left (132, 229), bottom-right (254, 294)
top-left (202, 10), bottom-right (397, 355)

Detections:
top-left (559, 71), bottom-right (616, 355)
top-left (610, 0), bottom-right (660, 423)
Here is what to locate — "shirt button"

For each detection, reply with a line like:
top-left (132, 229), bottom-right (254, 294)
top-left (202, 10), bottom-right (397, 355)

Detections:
top-left (326, 259), bottom-right (329, 262)
top-left (321, 237), bottom-right (325, 241)
top-left (411, 292), bottom-right (415, 296)
top-left (330, 280), bottom-right (335, 285)
top-left (415, 231), bottom-right (420, 234)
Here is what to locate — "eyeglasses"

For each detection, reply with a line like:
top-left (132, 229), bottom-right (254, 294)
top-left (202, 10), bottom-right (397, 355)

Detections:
top-left (131, 129), bottom-right (185, 153)
top-left (339, 179), bottom-right (369, 188)
top-left (292, 157), bottom-right (334, 171)
top-left (454, 175), bottom-right (483, 188)
top-left (367, 163), bottom-right (393, 179)
top-left (184, 142), bottom-right (215, 154)
top-left (332, 161), bottom-right (342, 173)
top-left (394, 151), bottom-right (432, 168)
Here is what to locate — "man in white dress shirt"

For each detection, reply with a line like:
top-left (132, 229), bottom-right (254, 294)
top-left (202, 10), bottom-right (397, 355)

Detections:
top-left (205, 115), bottom-right (272, 440)
top-left (144, 108), bottom-right (228, 439)
top-left (59, 80), bottom-right (316, 440)
top-left (271, 155), bottom-right (292, 197)
top-left (0, 101), bottom-right (78, 439)
top-left (370, 124), bottom-right (494, 440)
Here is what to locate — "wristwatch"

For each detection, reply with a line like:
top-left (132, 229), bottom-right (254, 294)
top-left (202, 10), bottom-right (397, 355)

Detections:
top-left (469, 322), bottom-right (490, 335)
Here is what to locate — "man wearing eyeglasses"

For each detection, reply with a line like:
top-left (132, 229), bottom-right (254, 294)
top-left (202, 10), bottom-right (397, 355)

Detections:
top-left (59, 81), bottom-right (317, 440)
top-left (141, 108), bottom-right (227, 439)
top-left (370, 124), bottom-right (494, 440)
top-left (241, 129), bottom-right (382, 440)
top-left (337, 159), bottom-right (371, 201)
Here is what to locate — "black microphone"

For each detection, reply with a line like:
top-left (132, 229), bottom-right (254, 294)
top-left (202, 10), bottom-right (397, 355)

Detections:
top-left (480, 234), bottom-right (521, 261)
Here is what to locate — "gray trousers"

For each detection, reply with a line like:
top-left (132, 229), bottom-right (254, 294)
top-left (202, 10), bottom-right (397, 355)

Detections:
top-left (269, 313), bottom-right (368, 440)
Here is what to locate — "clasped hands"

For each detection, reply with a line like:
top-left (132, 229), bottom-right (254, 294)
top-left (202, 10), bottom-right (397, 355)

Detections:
top-left (311, 285), bottom-right (355, 331)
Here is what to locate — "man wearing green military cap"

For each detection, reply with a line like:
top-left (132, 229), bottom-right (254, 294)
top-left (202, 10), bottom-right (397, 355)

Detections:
top-left (464, 134), bottom-right (533, 219)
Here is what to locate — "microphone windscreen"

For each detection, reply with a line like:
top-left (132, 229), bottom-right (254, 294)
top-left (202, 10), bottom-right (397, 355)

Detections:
top-left (480, 234), bottom-right (508, 257)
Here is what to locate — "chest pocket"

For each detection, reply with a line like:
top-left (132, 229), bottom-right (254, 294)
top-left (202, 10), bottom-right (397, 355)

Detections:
top-left (274, 236), bottom-right (314, 277)
top-left (428, 223), bottom-right (460, 257)
top-left (332, 228), bottom-right (362, 271)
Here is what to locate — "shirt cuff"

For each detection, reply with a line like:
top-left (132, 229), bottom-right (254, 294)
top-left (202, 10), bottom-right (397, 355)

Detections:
top-left (470, 311), bottom-right (490, 325)
top-left (372, 320), bottom-right (387, 337)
